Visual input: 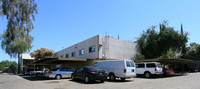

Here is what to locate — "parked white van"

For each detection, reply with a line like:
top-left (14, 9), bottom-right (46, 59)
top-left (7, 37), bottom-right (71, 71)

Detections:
top-left (135, 62), bottom-right (163, 78)
top-left (92, 60), bottom-right (136, 81)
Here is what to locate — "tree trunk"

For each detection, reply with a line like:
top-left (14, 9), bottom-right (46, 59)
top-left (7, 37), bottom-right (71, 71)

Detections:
top-left (18, 53), bottom-right (21, 74)
top-left (18, 53), bottom-right (20, 74)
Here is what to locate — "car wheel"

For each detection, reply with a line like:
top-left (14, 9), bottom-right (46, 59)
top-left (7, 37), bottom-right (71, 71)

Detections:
top-left (56, 75), bottom-right (62, 80)
top-left (144, 72), bottom-right (151, 78)
top-left (71, 75), bottom-right (75, 80)
top-left (84, 76), bottom-right (89, 83)
top-left (109, 74), bottom-right (116, 81)
top-left (121, 78), bottom-right (126, 81)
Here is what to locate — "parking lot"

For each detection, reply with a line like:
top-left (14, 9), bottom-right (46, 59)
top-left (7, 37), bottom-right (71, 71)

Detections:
top-left (0, 72), bottom-right (200, 89)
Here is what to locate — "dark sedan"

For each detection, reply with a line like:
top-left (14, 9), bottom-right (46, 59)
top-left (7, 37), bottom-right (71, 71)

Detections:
top-left (71, 66), bottom-right (107, 83)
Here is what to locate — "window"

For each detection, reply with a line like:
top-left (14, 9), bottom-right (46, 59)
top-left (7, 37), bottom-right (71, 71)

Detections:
top-left (126, 61), bottom-right (131, 67)
top-left (76, 68), bottom-right (83, 72)
top-left (60, 68), bottom-right (68, 71)
top-left (52, 68), bottom-right (60, 71)
top-left (71, 52), bottom-right (76, 57)
top-left (65, 54), bottom-right (69, 58)
top-left (92, 62), bottom-right (97, 67)
top-left (89, 46), bottom-right (95, 53)
top-left (130, 61), bottom-right (135, 67)
top-left (146, 63), bottom-right (156, 68)
top-left (157, 64), bottom-right (162, 68)
top-left (136, 64), bottom-right (145, 68)
top-left (68, 68), bottom-right (74, 72)
top-left (60, 55), bottom-right (63, 58)
top-left (79, 49), bottom-right (85, 55)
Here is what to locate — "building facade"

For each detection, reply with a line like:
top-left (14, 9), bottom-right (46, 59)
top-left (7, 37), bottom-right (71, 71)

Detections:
top-left (21, 35), bottom-right (140, 72)
top-left (21, 54), bottom-right (35, 72)
top-left (55, 35), bottom-right (139, 60)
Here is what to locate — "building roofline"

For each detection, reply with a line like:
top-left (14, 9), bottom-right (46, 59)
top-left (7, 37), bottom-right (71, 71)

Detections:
top-left (56, 35), bottom-right (100, 53)
top-left (55, 35), bottom-right (137, 53)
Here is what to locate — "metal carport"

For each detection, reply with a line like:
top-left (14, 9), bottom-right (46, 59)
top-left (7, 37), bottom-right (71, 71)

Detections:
top-left (135, 58), bottom-right (195, 74)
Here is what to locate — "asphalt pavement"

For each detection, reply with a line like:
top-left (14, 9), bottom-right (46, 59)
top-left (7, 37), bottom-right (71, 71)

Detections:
top-left (0, 72), bottom-right (200, 89)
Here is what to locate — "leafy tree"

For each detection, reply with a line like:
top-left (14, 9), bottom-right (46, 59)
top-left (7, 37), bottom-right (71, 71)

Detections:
top-left (136, 52), bottom-right (145, 60)
top-left (0, 0), bottom-right (37, 43)
top-left (0, 64), bottom-right (3, 70)
top-left (30, 48), bottom-right (55, 61)
top-left (138, 26), bottom-right (159, 59)
top-left (0, 60), bottom-right (18, 71)
top-left (0, 0), bottom-right (37, 74)
top-left (0, 60), bottom-right (13, 68)
top-left (138, 21), bottom-right (188, 59)
top-left (9, 62), bottom-right (18, 73)
top-left (161, 48), bottom-right (179, 58)
top-left (1, 29), bottom-right (33, 73)
top-left (182, 42), bottom-right (200, 60)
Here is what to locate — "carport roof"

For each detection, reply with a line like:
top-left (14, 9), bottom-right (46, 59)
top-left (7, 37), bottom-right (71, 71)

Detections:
top-left (34, 57), bottom-right (87, 64)
top-left (135, 58), bottom-right (195, 64)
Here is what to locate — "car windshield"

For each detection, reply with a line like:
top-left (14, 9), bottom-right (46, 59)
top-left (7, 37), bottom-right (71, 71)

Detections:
top-left (157, 64), bottom-right (162, 68)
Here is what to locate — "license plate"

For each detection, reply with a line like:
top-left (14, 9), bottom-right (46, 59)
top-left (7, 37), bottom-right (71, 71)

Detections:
top-left (99, 73), bottom-right (103, 75)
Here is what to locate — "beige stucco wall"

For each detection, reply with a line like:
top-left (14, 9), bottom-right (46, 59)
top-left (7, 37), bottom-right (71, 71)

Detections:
top-left (55, 35), bottom-right (139, 61)
top-left (98, 35), bottom-right (139, 60)
top-left (56, 35), bottom-right (99, 59)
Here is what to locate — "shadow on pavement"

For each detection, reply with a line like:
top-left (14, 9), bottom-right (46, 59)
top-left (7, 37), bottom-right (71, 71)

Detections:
top-left (20, 75), bottom-right (70, 81)
top-left (135, 73), bottom-right (188, 79)
top-left (69, 78), bottom-right (133, 84)
top-left (106, 79), bottom-right (133, 83)
top-left (69, 79), bottom-right (103, 84)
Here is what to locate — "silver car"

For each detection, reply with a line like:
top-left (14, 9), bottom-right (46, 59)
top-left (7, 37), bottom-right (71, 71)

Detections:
top-left (45, 68), bottom-right (74, 79)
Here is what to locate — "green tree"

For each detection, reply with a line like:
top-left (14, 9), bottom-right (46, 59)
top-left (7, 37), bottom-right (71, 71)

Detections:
top-left (136, 52), bottom-right (145, 60)
top-left (183, 42), bottom-right (200, 60)
top-left (161, 48), bottom-right (178, 58)
top-left (0, 60), bottom-right (17, 71)
top-left (138, 26), bottom-right (159, 59)
top-left (0, 60), bottom-right (13, 68)
top-left (30, 48), bottom-right (55, 61)
top-left (138, 21), bottom-right (188, 59)
top-left (0, 64), bottom-right (3, 70)
top-left (0, 0), bottom-right (37, 43)
top-left (1, 29), bottom-right (33, 73)
top-left (9, 62), bottom-right (18, 73)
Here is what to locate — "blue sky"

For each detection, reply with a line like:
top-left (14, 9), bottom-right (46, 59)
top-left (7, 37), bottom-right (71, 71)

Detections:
top-left (0, 0), bottom-right (200, 62)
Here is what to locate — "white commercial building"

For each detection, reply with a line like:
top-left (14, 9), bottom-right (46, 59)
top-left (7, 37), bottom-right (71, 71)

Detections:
top-left (20, 54), bottom-right (35, 73)
top-left (55, 35), bottom-right (139, 60)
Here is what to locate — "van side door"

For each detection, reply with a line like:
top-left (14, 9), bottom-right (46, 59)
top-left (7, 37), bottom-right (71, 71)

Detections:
top-left (126, 61), bottom-right (135, 74)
